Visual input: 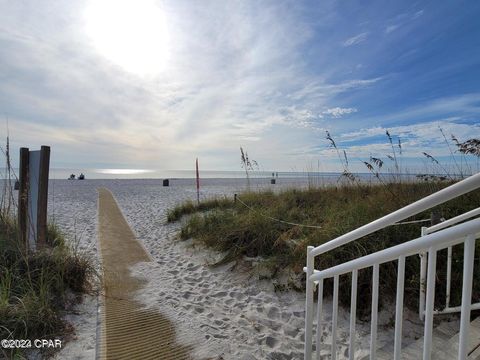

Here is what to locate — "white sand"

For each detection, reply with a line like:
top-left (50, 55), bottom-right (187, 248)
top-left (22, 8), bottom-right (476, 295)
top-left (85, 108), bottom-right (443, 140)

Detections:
top-left (47, 180), bottom-right (100, 360)
top-left (47, 178), bottom-right (457, 359)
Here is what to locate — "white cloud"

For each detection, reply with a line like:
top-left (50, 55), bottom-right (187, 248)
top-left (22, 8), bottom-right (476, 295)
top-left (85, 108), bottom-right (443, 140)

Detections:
top-left (289, 77), bottom-right (382, 102)
top-left (413, 10), bottom-right (424, 19)
top-left (323, 107), bottom-right (357, 118)
top-left (289, 118), bottom-right (480, 173)
top-left (385, 25), bottom-right (399, 34)
top-left (338, 118), bottom-right (480, 157)
top-left (343, 32), bottom-right (368, 47)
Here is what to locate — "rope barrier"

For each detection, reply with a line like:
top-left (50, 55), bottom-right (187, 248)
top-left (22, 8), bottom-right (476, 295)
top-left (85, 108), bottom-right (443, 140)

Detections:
top-left (235, 196), bottom-right (324, 229)
top-left (236, 195), bottom-right (431, 229)
top-left (393, 218), bottom-right (431, 225)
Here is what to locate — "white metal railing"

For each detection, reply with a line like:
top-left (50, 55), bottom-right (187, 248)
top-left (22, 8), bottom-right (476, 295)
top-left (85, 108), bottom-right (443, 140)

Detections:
top-left (419, 207), bottom-right (480, 319)
top-left (304, 172), bottom-right (480, 360)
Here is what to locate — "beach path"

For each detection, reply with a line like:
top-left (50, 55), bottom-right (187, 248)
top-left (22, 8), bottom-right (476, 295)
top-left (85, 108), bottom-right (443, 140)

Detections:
top-left (97, 188), bottom-right (191, 359)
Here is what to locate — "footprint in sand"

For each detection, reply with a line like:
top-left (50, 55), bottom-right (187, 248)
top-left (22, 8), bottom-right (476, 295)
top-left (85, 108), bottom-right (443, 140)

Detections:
top-left (225, 298), bottom-right (235, 306)
top-left (265, 336), bottom-right (279, 348)
top-left (181, 291), bottom-right (193, 299)
top-left (266, 306), bottom-right (280, 319)
top-left (283, 326), bottom-right (299, 338)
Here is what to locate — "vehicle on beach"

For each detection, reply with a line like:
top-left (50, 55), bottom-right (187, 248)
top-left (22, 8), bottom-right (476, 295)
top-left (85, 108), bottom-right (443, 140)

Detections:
top-left (68, 173), bottom-right (85, 180)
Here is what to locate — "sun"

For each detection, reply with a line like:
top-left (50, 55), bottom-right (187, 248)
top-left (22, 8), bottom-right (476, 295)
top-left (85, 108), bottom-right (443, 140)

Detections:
top-left (85, 0), bottom-right (169, 76)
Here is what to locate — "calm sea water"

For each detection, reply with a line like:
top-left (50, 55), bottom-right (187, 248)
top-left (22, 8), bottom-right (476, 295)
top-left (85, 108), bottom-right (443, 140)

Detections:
top-left (49, 168), bottom-right (345, 180)
top-left (47, 168), bottom-right (421, 181)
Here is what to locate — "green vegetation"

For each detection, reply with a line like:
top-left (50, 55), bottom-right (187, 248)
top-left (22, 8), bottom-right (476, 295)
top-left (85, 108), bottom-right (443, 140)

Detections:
top-left (0, 216), bottom-right (94, 359)
top-left (167, 197), bottom-right (232, 222)
top-left (169, 181), bottom-right (480, 315)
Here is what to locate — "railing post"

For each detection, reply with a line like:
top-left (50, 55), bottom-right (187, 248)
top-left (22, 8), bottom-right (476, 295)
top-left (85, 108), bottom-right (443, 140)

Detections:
top-left (370, 264), bottom-right (379, 359)
top-left (458, 234), bottom-right (475, 360)
top-left (305, 246), bottom-right (315, 360)
top-left (419, 226), bottom-right (428, 321)
top-left (394, 256), bottom-right (406, 360)
top-left (316, 278), bottom-right (324, 360)
top-left (423, 247), bottom-right (437, 360)
top-left (349, 270), bottom-right (358, 360)
top-left (332, 275), bottom-right (339, 360)
top-left (446, 246), bottom-right (452, 309)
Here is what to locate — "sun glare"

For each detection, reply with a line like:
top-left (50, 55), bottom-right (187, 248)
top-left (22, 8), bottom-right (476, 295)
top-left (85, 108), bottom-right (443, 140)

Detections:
top-left (97, 169), bottom-right (154, 175)
top-left (85, 0), bottom-right (169, 76)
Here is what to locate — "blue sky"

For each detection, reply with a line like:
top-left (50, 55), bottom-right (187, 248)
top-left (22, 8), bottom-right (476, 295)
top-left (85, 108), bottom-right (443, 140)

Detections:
top-left (0, 0), bottom-right (479, 174)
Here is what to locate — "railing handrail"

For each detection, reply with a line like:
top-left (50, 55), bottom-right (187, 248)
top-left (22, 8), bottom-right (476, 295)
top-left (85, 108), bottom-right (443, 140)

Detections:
top-left (310, 172), bottom-right (480, 258)
top-left (425, 206), bottom-right (480, 234)
top-left (310, 218), bottom-right (480, 281)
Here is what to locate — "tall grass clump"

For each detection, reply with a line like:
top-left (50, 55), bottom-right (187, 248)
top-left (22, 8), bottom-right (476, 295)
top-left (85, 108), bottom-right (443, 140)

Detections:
top-left (240, 147), bottom-right (258, 191)
top-left (167, 197), bottom-right (233, 222)
top-left (171, 182), bottom-right (480, 314)
top-left (0, 137), bottom-right (94, 359)
top-left (169, 133), bottom-right (480, 315)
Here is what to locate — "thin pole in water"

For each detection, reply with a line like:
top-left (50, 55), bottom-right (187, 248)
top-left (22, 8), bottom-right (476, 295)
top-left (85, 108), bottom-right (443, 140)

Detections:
top-left (196, 158), bottom-right (200, 205)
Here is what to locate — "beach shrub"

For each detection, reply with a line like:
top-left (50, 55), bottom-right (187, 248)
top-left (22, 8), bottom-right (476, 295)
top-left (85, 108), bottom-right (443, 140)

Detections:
top-left (170, 181), bottom-right (480, 315)
top-left (0, 220), bottom-right (94, 359)
top-left (167, 197), bottom-right (233, 222)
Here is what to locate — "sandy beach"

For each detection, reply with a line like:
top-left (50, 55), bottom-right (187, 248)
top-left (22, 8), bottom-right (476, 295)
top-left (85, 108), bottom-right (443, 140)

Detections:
top-left (44, 177), bottom-right (461, 360)
top-left (3, 1), bottom-right (479, 358)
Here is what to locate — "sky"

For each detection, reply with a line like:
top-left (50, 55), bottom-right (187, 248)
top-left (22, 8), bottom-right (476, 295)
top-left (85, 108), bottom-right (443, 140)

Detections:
top-left (0, 0), bottom-right (479, 175)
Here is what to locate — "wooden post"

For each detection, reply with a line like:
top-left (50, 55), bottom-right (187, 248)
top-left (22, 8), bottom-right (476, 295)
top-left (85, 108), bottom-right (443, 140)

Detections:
top-left (18, 147), bottom-right (29, 250)
top-left (196, 158), bottom-right (200, 205)
top-left (234, 194), bottom-right (237, 203)
top-left (36, 146), bottom-right (50, 248)
top-left (430, 210), bottom-right (442, 226)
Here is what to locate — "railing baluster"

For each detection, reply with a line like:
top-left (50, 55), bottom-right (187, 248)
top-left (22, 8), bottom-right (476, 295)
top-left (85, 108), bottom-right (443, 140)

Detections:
top-left (370, 264), bottom-right (379, 360)
top-left (419, 227), bottom-right (427, 321)
top-left (349, 270), bottom-right (358, 360)
top-left (394, 256), bottom-right (405, 360)
top-left (305, 246), bottom-right (315, 360)
top-left (316, 279), bottom-right (324, 360)
top-left (332, 275), bottom-right (339, 360)
top-left (458, 234), bottom-right (475, 360)
top-left (423, 247), bottom-right (437, 360)
top-left (446, 246), bottom-right (452, 309)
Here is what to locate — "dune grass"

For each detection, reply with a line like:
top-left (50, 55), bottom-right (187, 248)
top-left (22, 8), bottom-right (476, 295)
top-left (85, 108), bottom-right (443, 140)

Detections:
top-left (169, 181), bottom-right (480, 314)
top-left (0, 217), bottom-right (94, 359)
top-left (167, 197), bottom-right (232, 222)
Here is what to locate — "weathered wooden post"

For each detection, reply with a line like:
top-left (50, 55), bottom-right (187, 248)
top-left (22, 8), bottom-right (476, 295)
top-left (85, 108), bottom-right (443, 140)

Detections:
top-left (18, 145), bottom-right (50, 251)
top-left (37, 146), bottom-right (50, 248)
top-left (430, 210), bottom-right (442, 226)
top-left (196, 158), bottom-right (200, 205)
top-left (17, 147), bottom-right (29, 249)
